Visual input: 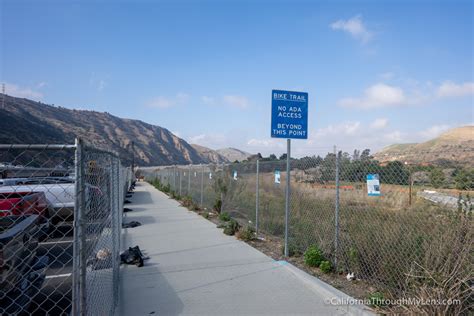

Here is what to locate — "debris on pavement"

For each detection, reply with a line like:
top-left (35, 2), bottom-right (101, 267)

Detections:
top-left (122, 221), bottom-right (141, 228)
top-left (120, 246), bottom-right (148, 267)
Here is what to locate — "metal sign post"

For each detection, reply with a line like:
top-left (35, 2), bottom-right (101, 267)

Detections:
top-left (255, 159), bottom-right (260, 235)
top-left (271, 89), bottom-right (308, 257)
top-left (284, 139), bottom-right (291, 257)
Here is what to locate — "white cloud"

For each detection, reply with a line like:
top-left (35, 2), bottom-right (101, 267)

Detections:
top-left (383, 130), bottom-right (404, 142)
top-left (242, 120), bottom-right (463, 158)
top-left (339, 83), bottom-right (406, 109)
top-left (201, 96), bottom-right (216, 106)
top-left (315, 121), bottom-right (362, 138)
top-left (36, 82), bottom-right (48, 89)
top-left (437, 81), bottom-right (474, 97)
top-left (418, 124), bottom-right (451, 139)
top-left (370, 118), bottom-right (388, 129)
top-left (222, 95), bottom-right (250, 108)
top-left (379, 72), bottom-right (394, 80)
top-left (339, 80), bottom-right (473, 110)
top-left (98, 80), bottom-right (106, 91)
top-left (89, 73), bottom-right (109, 92)
top-left (247, 138), bottom-right (283, 148)
top-left (201, 95), bottom-right (251, 109)
top-left (330, 15), bottom-right (373, 44)
top-left (187, 133), bottom-right (227, 148)
top-left (3, 83), bottom-right (43, 100)
top-left (147, 93), bottom-right (189, 109)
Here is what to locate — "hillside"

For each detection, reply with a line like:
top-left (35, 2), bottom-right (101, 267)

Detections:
top-left (191, 144), bottom-right (229, 164)
top-left (216, 147), bottom-right (252, 162)
top-left (374, 126), bottom-right (474, 166)
top-left (0, 94), bottom-right (209, 166)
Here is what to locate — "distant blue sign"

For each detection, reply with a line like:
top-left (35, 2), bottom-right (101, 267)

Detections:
top-left (271, 90), bottom-right (308, 139)
top-left (367, 174), bottom-right (381, 196)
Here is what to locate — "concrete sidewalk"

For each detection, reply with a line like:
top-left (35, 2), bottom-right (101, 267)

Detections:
top-left (119, 182), bottom-right (373, 316)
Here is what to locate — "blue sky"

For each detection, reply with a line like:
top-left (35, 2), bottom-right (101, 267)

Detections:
top-left (1, 0), bottom-right (473, 157)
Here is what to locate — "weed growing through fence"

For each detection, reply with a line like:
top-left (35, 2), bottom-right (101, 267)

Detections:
top-left (319, 261), bottom-right (332, 273)
top-left (237, 226), bottom-right (255, 241)
top-left (219, 212), bottom-right (231, 222)
top-left (304, 245), bottom-right (324, 267)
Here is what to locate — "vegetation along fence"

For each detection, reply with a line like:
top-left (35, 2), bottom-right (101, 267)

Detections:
top-left (0, 141), bottom-right (132, 315)
top-left (143, 148), bottom-right (473, 314)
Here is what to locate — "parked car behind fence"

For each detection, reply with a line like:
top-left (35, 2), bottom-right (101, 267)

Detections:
top-left (0, 141), bottom-right (133, 315)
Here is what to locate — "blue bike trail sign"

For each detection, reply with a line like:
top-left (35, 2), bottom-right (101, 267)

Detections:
top-left (271, 89), bottom-right (308, 139)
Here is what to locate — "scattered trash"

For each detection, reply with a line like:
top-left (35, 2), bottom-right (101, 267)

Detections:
top-left (87, 248), bottom-right (112, 271)
top-left (123, 208), bottom-right (133, 213)
top-left (122, 221), bottom-right (141, 228)
top-left (120, 246), bottom-right (148, 267)
top-left (126, 193), bottom-right (133, 198)
top-left (346, 272), bottom-right (356, 281)
top-left (124, 199), bottom-right (132, 204)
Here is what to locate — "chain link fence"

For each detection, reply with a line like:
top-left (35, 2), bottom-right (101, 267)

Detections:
top-left (143, 148), bottom-right (473, 313)
top-left (0, 141), bottom-right (131, 315)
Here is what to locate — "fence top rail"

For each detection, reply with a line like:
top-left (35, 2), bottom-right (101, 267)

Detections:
top-left (78, 139), bottom-right (120, 158)
top-left (0, 144), bottom-right (76, 150)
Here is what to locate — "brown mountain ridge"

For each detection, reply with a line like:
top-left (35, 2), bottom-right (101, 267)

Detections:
top-left (0, 94), bottom-right (217, 166)
top-left (374, 126), bottom-right (474, 166)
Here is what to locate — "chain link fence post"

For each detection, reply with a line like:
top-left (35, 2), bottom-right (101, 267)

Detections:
top-left (256, 159), bottom-right (260, 235)
top-left (334, 149), bottom-right (340, 269)
top-left (200, 164), bottom-right (204, 207)
top-left (73, 138), bottom-right (87, 315)
top-left (72, 138), bottom-right (83, 315)
top-left (111, 157), bottom-right (120, 313)
top-left (188, 165), bottom-right (191, 195)
top-left (179, 167), bottom-right (182, 196)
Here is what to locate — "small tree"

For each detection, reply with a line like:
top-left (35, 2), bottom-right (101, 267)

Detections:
top-left (360, 149), bottom-right (372, 161)
top-left (454, 168), bottom-right (474, 190)
top-left (430, 168), bottom-right (445, 188)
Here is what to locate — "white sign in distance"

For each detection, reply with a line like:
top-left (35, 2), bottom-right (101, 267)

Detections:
top-left (274, 170), bottom-right (281, 184)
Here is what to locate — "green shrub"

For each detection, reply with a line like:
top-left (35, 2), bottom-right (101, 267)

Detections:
top-left (304, 245), bottom-right (324, 267)
top-left (170, 190), bottom-right (179, 199)
top-left (237, 226), bottom-right (255, 241)
top-left (181, 196), bottom-right (193, 208)
top-left (223, 219), bottom-right (240, 236)
top-left (150, 178), bottom-right (164, 191)
top-left (162, 183), bottom-right (171, 193)
top-left (202, 212), bottom-right (209, 219)
top-left (219, 212), bottom-right (231, 222)
top-left (319, 260), bottom-right (332, 273)
top-left (368, 292), bottom-right (385, 307)
top-left (213, 199), bottom-right (222, 214)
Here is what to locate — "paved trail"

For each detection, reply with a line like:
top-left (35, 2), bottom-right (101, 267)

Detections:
top-left (119, 182), bottom-right (372, 316)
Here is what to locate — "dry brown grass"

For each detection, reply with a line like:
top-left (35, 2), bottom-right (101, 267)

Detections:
top-left (218, 171), bottom-right (473, 314)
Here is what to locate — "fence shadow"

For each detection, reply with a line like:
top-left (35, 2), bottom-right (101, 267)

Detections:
top-left (120, 264), bottom-right (184, 315)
